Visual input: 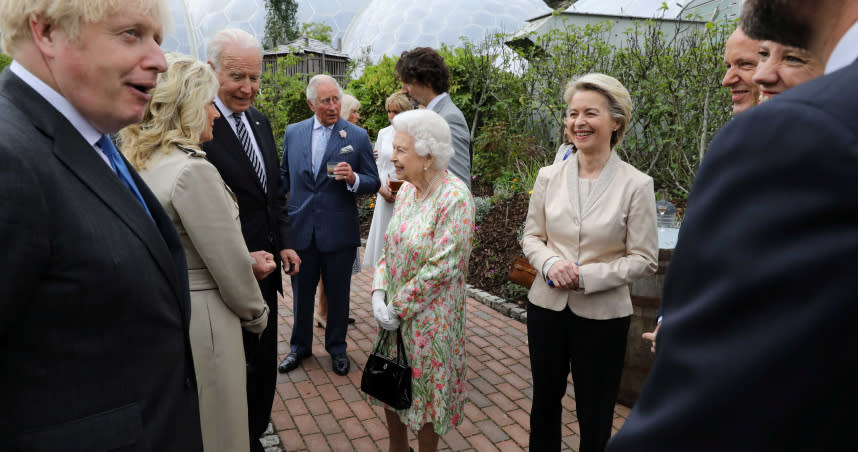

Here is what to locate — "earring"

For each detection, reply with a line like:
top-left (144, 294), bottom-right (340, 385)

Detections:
top-left (424, 166), bottom-right (428, 171)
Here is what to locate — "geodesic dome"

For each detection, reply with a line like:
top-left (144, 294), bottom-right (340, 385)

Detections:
top-left (162, 0), bottom-right (266, 59)
top-left (342, 0), bottom-right (552, 62)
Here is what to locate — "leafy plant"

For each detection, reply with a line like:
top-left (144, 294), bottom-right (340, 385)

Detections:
top-left (473, 196), bottom-right (493, 223)
top-left (0, 53), bottom-right (11, 72)
top-left (256, 55), bottom-right (312, 151)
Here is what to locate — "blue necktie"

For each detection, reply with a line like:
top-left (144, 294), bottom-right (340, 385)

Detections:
top-left (313, 126), bottom-right (330, 174)
top-left (97, 135), bottom-right (152, 218)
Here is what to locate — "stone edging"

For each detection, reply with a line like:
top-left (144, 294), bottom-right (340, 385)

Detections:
top-left (466, 284), bottom-right (527, 324)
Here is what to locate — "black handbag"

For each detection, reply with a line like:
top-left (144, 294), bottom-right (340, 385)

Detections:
top-left (360, 328), bottom-right (412, 410)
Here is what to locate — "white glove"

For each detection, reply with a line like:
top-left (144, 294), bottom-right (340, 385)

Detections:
top-left (371, 290), bottom-right (400, 330)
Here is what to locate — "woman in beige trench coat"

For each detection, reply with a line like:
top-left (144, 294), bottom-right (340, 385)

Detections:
top-left (120, 53), bottom-right (272, 452)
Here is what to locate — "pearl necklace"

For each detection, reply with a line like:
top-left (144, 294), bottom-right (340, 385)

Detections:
top-left (416, 170), bottom-right (444, 202)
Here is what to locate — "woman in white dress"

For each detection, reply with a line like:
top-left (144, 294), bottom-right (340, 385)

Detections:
top-left (363, 92), bottom-right (414, 269)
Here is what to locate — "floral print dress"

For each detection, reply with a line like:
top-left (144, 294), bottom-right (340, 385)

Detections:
top-left (371, 170), bottom-right (475, 435)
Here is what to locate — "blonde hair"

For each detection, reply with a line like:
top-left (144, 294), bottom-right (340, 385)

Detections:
top-left (563, 73), bottom-right (633, 148)
top-left (0, 0), bottom-right (168, 55)
top-left (340, 93), bottom-right (361, 119)
top-left (385, 92), bottom-right (413, 113)
top-left (120, 53), bottom-right (219, 170)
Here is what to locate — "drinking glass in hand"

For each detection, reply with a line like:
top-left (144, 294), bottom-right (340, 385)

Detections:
top-left (327, 162), bottom-right (340, 179)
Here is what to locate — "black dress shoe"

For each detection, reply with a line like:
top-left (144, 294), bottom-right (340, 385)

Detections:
top-left (278, 352), bottom-right (310, 373)
top-left (331, 353), bottom-right (350, 376)
top-left (347, 317), bottom-right (356, 324)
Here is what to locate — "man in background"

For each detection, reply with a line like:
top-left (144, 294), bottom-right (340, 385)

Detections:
top-left (642, 26), bottom-right (761, 352)
top-left (396, 47), bottom-right (472, 189)
top-left (203, 28), bottom-right (300, 452)
top-left (0, 0), bottom-right (202, 449)
top-left (278, 74), bottom-right (379, 377)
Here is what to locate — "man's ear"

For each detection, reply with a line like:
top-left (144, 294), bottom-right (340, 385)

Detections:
top-left (29, 15), bottom-right (60, 58)
top-left (306, 98), bottom-right (314, 111)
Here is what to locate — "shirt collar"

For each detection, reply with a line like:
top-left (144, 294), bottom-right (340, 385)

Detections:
top-left (215, 96), bottom-right (238, 120)
top-left (425, 92), bottom-right (448, 111)
top-left (312, 115), bottom-right (334, 132)
top-left (11, 60), bottom-right (102, 146)
top-left (826, 20), bottom-right (858, 74)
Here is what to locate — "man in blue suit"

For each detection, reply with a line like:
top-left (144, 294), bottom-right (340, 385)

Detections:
top-left (607, 1), bottom-right (858, 451)
top-left (278, 74), bottom-right (380, 376)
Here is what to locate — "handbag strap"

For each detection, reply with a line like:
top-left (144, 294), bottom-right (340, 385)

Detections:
top-left (395, 328), bottom-right (409, 367)
top-left (371, 328), bottom-right (411, 367)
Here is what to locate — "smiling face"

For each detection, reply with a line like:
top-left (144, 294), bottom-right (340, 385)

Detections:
top-left (308, 80), bottom-right (342, 127)
top-left (390, 130), bottom-right (430, 183)
top-left (566, 90), bottom-right (620, 156)
top-left (347, 107), bottom-right (360, 124)
top-left (199, 101), bottom-right (221, 143)
top-left (213, 43), bottom-right (261, 113)
top-left (42, 1), bottom-right (167, 133)
top-left (753, 40), bottom-right (824, 101)
top-left (721, 28), bottom-right (762, 115)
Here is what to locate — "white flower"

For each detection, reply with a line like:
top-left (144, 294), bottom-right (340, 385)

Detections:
top-left (339, 129), bottom-right (347, 138)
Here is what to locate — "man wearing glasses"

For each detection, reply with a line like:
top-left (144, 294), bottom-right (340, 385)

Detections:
top-left (278, 74), bottom-right (379, 376)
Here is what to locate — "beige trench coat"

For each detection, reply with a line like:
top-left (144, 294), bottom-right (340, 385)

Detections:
top-left (139, 146), bottom-right (268, 452)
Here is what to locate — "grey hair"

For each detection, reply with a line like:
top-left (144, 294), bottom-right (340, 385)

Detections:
top-left (306, 74), bottom-right (344, 107)
top-left (340, 94), bottom-right (360, 119)
top-left (207, 28), bottom-right (262, 69)
top-left (391, 109), bottom-right (453, 170)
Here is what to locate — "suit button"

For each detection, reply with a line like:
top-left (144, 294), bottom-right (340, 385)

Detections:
top-left (185, 377), bottom-right (193, 389)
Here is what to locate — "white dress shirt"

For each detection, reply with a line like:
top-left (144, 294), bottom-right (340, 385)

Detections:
top-left (825, 20), bottom-right (858, 74)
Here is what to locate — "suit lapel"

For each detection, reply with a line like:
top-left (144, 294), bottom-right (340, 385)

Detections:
top-left (564, 156), bottom-right (581, 219)
top-left (213, 106), bottom-right (267, 195)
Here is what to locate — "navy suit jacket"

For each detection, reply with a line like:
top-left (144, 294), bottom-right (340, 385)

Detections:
top-left (0, 69), bottom-right (202, 451)
top-left (607, 61), bottom-right (858, 451)
top-left (280, 117), bottom-right (379, 252)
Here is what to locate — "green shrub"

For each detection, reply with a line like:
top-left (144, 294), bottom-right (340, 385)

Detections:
top-left (473, 196), bottom-right (492, 223)
top-left (0, 53), bottom-right (10, 72)
top-left (500, 281), bottom-right (529, 305)
top-left (256, 55), bottom-right (312, 153)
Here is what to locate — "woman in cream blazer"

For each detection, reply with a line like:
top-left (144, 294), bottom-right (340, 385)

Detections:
top-left (121, 54), bottom-right (271, 452)
top-left (522, 74), bottom-right (658, 452)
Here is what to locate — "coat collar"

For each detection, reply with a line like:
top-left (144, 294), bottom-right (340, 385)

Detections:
top-left (564, 151), bottom-right (621, 218)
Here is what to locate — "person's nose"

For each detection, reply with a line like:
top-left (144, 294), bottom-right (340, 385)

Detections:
top-left (721, 67), bottom-right (738, 88)
top-left (752, 60), bottom-right (777, 86)
top-left (144, 42), bottom-right (168, 74)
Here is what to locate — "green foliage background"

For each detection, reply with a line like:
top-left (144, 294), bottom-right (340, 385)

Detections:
top-left (0, 53), bottom-right (11, 71)
top-left (255, 18), bottom-right (735, 200)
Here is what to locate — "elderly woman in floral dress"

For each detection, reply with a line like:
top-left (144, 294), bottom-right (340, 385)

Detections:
top-left (370, 109), bottom-right (475, 452)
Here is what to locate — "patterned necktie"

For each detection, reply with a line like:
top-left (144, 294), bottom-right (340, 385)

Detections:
top-left (232, 112), bottom-right (267, 193)
top-left (97, 135), bottom-right (152, 218)
top-left (313, 126), bottom-right (330, 175)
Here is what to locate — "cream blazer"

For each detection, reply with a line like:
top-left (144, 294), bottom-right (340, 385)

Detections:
top-left (522, 152), bottom-right (658, 319)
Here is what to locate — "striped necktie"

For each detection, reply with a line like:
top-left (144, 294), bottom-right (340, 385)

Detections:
top-left (232, 112), bottom-right (267, 193)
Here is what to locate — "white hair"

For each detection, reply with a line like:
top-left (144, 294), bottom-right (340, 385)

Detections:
top-left (340, 93), bottom-right (360, 118)
top-left (391, 109), bottom-right (453, 170)
top-left (306, 74), bottom-right (343, 106)
top-left (207, 28), bottom-right (262, 69)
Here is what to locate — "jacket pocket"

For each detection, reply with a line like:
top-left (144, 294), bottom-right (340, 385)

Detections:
top-left (18, 403), bottom-right (142, 451)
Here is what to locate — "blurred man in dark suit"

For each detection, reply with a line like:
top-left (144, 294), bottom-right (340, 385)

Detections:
top-left (0, 0), bottom-right (202, 450)
top-left (608, 1), bottom-right (858, 451)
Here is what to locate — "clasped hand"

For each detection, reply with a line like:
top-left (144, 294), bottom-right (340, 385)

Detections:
top-left (547, 260), bottom-right (580, 289)
top-left (371, 290), bottom-right (400, 330)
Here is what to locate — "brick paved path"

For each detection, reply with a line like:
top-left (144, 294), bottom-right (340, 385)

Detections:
top-left (272, 254), bottom-right (630, 451)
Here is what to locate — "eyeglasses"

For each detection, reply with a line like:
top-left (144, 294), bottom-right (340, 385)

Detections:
top-left (317, 96), bottom-right (340, 106)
